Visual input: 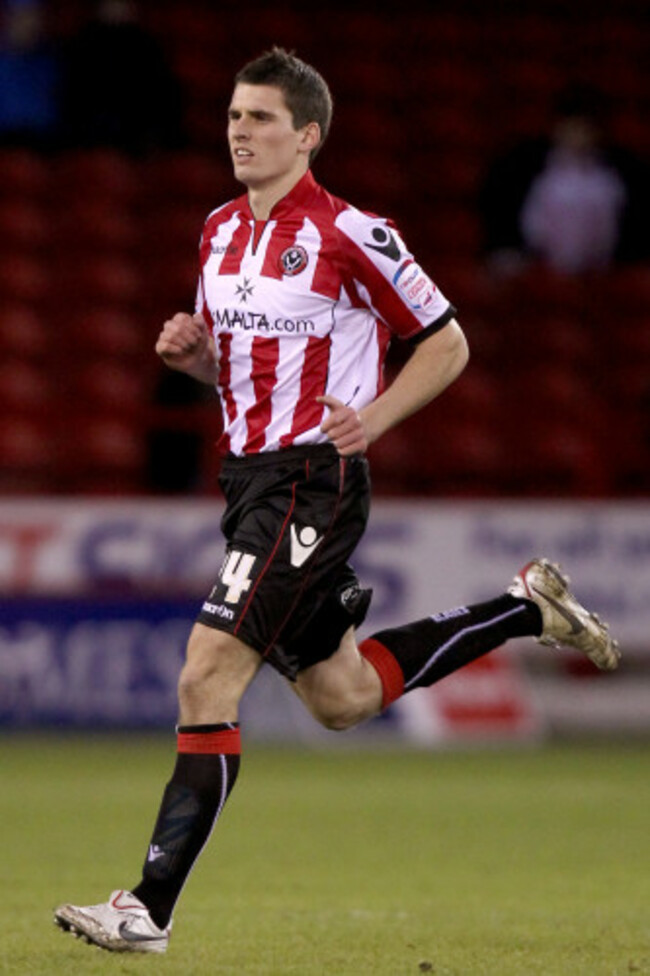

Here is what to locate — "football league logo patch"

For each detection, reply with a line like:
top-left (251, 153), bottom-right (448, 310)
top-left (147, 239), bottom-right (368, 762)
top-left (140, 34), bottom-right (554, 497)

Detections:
top-left (393, 259), bottom-right (437, 311)
top-left (280, 245), bottom-right (309, 276)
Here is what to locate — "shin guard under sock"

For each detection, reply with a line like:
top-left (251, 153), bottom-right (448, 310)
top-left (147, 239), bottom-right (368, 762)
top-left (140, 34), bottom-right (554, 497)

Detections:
top-left (132, 723), bottom-right (241, 929)
top-left (361, 594), bottom-right (542, 708)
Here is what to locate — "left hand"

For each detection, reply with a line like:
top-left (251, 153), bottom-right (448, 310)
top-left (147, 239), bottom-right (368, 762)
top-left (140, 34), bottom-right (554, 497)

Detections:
top-left (317, 395), bottom-right (368, 456)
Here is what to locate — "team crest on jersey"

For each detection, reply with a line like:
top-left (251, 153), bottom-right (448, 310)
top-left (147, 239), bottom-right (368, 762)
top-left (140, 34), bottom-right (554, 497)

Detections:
top-left (279, 245), bottom-right (309, 276)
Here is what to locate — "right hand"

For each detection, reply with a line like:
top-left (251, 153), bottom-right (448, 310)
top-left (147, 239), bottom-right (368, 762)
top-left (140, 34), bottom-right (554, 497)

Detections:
top-left (155, 312), bottom-right (209, 371)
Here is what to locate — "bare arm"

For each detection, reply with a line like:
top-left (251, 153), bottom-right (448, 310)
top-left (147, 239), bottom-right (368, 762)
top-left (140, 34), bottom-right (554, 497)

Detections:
top-left (319, 319), bottom-right (469, 456)
top-left (361, 319), bottom-right (469, 442)
top-left (155, 312), bottom-right (219, 385)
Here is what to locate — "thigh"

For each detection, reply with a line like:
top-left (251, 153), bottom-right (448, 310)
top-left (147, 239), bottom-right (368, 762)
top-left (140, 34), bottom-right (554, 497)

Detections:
top-left (279, 563), bottom-right (372, 674)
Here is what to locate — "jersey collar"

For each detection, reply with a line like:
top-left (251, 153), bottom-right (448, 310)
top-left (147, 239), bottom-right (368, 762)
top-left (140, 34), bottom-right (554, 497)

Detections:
top-left (239, 170), bottom-right (319, 221)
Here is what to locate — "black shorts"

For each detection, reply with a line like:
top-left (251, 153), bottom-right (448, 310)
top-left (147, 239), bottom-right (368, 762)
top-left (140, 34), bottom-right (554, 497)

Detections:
top-left (196, 444), bottom-right (372, 680)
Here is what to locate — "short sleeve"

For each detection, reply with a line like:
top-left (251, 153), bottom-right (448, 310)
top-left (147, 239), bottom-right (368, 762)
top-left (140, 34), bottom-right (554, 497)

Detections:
top-left (334, 206), bottom-right (455, 341)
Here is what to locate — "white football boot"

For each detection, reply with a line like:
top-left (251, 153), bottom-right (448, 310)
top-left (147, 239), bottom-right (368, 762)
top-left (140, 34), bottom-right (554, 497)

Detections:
top-left (508, 557), bottom-right (620, 671)
top-left (54, 889), bottom-right (170, 953)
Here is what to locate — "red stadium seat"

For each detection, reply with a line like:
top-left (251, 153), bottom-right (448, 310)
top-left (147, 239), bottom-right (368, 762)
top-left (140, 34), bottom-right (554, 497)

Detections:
top-left (607, 319), bottom-right (650, 369)
top-left (507, 364), bottom-right (606, 431)
top-left (140, 252), bottom-right (200, 308)
top-left (601, 268), bottom-right (650, 316)
top-left (0, 359), bottom-right (52, 414)
top-left (142, 204), bottom-right (206, 258)
top-left (70, 361), bottom-right (146, 415)
top-left (434, 367), bottom-right (502, 429)
top-left (424, 207), bottom-right (480, 259)
top-left (171, 48), bottom-right (231, 99)
top-left (610, 111), bottom-right (650, 155)
top-left (332, 10), bottom-right (394, 51)
top-left (609, 416), bottom-right (650, 494)
top-left (405, 56), bottom-right (485, 104)
top-left (54, 151), bottom-right (140, 202)
top-left (430, 152), bottom-right (483, 199)
top-left (0, 255), bottom-right (50, 303)
top-left (52, 255), bottom-right (142, 306)
top-left (505, 421), bottom-right (609, 496)
top-left (610, 361), bottom-right (650, 407)
top-left (55, 198), bottom-right (139, 254)
top-left (65, 307), bottom-right (147, 362)
top-left (0, 416), bottom-right (54, 492)
top-left (422, 418), bottom-right (506, 496)
top-left (0, 200), bottom-right (50, 251)
top-left (143, 152), bottom-right (232, 207)
top-left (536, 316), bottom-right (596, 368)
top-left (0, 304), bottom-right (48, 359)
top-left (149, 4), bottom-right (223, 49)
top-left (366, 424), bottom-right (422, 495)
top-left (0, 149), bottom-right (49, 197)
top-left (58, 414), bottom-right (147, 494)
top-left (410, 14), bottom-right (484, 53)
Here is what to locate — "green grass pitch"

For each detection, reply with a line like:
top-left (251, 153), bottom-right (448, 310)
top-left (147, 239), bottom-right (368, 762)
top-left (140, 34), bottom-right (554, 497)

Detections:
top-left (1, 736), bottom-right (648, 975)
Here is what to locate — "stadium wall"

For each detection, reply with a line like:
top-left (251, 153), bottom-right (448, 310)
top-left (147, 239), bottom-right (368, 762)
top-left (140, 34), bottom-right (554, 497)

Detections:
top-left (1, 499), bottom-right (648, 741)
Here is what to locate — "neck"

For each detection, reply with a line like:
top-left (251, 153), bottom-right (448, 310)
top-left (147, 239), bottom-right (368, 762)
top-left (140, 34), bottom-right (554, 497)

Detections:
top-left (246, 166), bottom-right (309, 220)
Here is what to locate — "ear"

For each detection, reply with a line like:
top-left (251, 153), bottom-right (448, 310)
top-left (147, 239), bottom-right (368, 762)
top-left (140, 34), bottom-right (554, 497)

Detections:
top-left (299, 121), bottom-right (321, 156)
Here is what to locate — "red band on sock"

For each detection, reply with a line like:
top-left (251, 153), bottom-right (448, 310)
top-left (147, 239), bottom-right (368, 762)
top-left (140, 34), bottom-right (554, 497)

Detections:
top-left (177, 728), bottom-right (241, 755)
top-left (359, 638), bottom-right (405, 709)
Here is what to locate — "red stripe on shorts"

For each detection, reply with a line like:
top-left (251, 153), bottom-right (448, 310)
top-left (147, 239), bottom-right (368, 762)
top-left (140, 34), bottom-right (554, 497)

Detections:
top-left (234, 480), bottom-right (297, 639)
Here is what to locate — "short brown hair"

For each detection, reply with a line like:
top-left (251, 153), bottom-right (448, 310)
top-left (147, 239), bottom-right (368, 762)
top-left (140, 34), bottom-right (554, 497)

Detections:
top-left (235, 47), bottom-right (333, 161)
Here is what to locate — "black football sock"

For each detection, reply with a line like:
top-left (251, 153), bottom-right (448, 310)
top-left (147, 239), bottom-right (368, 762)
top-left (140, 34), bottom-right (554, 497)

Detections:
top-left (360, 594), bottom-right (542, 708)
top-left (132, 723), bottom-right (241, 930)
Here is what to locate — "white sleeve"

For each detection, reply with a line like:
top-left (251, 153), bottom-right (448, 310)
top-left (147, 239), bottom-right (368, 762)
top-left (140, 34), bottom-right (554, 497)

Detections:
top-left (335, 206), bottom-right (455, 340)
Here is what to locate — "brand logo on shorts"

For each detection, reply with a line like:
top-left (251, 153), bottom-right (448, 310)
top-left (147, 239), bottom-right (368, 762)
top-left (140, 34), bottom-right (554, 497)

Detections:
top-left (280, 245), bottom-right (308, 276)
top-left (202, 601), bottom-right (235, 621)
top-left (290, 524), bottom-right (323, 568)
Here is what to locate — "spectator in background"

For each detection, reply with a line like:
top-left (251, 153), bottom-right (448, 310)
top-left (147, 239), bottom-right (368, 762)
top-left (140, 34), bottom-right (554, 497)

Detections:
top-left (0, 0), bottom-right (61, 150)
top-left (479, 84), bottom-right (650, 275)
top-left (60, 0), bottom-right (184, 155)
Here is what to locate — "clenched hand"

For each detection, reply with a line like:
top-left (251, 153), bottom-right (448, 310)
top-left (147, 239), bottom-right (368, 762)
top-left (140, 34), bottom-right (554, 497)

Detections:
top-left (318, 395), bottom-right (368, 456)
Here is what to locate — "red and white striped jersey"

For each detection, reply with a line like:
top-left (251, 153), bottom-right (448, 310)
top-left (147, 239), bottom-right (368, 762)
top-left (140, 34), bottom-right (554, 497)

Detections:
top-left (196, 170), bottom-right (455, 456)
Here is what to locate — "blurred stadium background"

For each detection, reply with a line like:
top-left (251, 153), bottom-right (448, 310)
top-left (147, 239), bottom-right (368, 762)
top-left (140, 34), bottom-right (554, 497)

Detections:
top-left (1, 0), bottom-right (649, 745)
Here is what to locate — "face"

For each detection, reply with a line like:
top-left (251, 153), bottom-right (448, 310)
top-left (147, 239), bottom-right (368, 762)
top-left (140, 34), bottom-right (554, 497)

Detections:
top-left (228, 83), bottom-right (318, 192)
top-left (554, 117), bottom-right (600, 154)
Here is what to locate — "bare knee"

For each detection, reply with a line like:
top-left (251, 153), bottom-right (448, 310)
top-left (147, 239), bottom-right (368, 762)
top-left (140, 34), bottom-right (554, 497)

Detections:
top-left (295, 641), bottom-right (383, 732)
top-left (178, 624), bottom-right (261, 723)
top-left (312, 694), bottom-right (371, 732)
top-left (177, 658), bottom-right (221, 711)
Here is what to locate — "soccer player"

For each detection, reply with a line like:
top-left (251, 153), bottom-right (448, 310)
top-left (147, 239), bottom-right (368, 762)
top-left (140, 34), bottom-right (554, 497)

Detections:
top-left (54, 48), bottom-right (619, 954)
